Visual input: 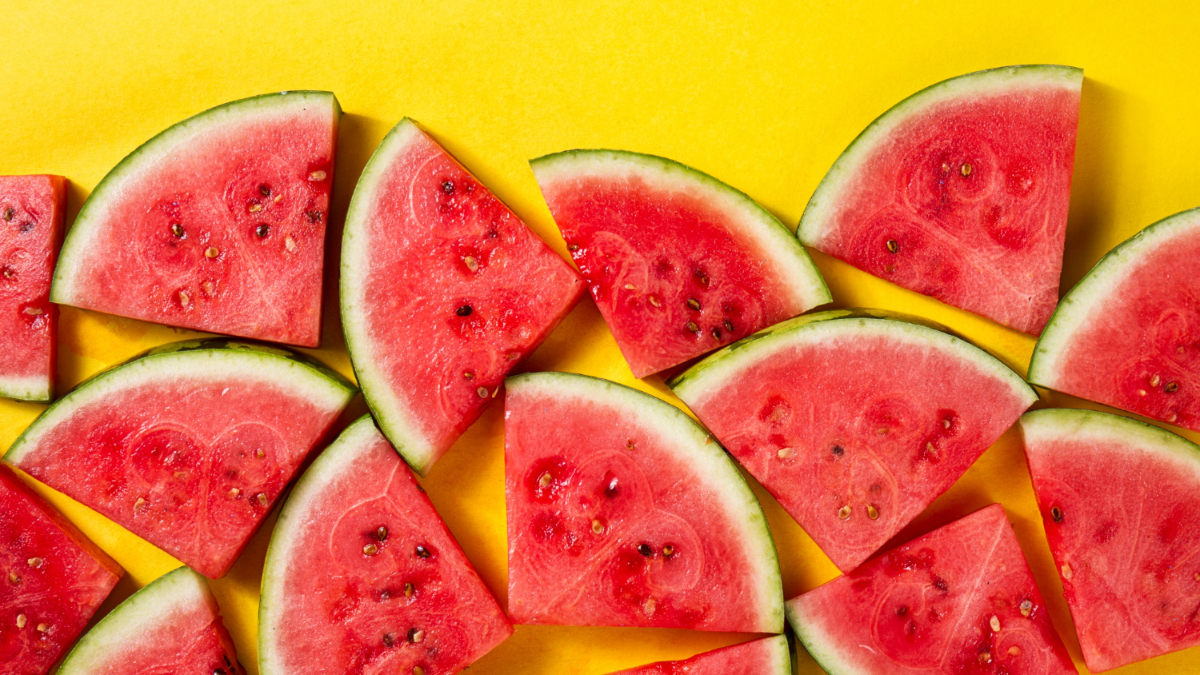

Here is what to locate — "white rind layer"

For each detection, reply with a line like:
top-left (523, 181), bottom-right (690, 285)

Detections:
top-left (0, 373), bottom-right (52, 402)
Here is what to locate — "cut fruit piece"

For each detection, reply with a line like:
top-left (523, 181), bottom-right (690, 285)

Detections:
top-left (671, 309), bottom-right (1036, 571)
top-left (341, 119), bottom-right (584, 474)
top-left (604, 636), bottom-right (790, 675)
top-left (1028, 207), bottom-right (1200, 432)
top-left (1020, 408), bottom-right (1200, 672)
top-left (0, 175), bottom-right (66, 401)
top-left (4, 338), bottom-right (356, 578)
top-left (57, 566), bottom-right (241, 674)
top-left (798, 65), bottom-right (1082, 335)
top-left (505, 371), bottom-right (783, 632)
top-left (0, 463), bottom-right (122, 674)
top-left (531, 149), bottom-right (829, 378)
top-left (51, 91), bottom-right (340, 347)
top-left (259, 416), bottom-right (512, 675)
top-left (787, 504), bottom-right (1074, 675)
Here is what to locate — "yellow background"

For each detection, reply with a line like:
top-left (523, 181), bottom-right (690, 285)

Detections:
top-left (2, 1), bottom-right (1198, 673)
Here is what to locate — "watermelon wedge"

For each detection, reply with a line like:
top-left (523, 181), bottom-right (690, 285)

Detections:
top-left (1, 464), bottom-right (122, 674)
top-left (505, 372), bottom-right (783, 632)
top-left (798, 66), bottom-right (1082, 335)
top-left (531, 149), bottom-right (830, 378)
top-left (341, 119), bottom-right (584, 475)
top-left (0, 175), bottom-right (66, 401)
top-left (259, 416), bottom-right (512, 674)
top-left (1020, 408), bottom-right (1200, 672)
top-left (51, 92), bottom-right (340, 347)
top-left (56, 566), bottom-right (241, 675)
top-left (603, 636), bottom-right (790, 675)
top-left (4, 339), bottom-right (356, 578)
top-left (1028, 207), bottom-right (1200, 432)
top-left (787, 504), bottom-right (1075, 675)
top-left (670, 309), bottom-right (1036, 572)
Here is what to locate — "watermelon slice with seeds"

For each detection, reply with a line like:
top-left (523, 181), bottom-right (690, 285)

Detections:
top-left (259, 416), bottom-right (512, 675)
top-left (4, 338), bottom-right (356, 578)
top-left (51, 91), bottom-right (339, 347)
top-left (505, 371), bottom-right (783, 632)
top-left (341, 118), bottom-right (584, 475)
top-left (1020, 408), bottom-right (1200, 672)
top-left (603, 636), bottom-right (790, 675)
top-left (670, 309), bottom-right (1036, 572)
top-left (798, 66), bottom-right (1082, 335)
top-left (531, 149), bottom-right (830, 378)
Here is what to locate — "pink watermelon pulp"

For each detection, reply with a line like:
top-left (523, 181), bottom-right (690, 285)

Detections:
top-left (787, 504), bottom-right (1075, 675)
top-left (1020, 408), bottom-right (1200, 672)
top-left (51, 92), bottom-right (339, 347)
top-left (604, 636), bottom-right (790, 675)
top-left (798, 66), bottom-right (1082, 335)
top-left (671, 310), bottom-right (1036, 571)
top-left (341, 119), bottom-right (584, 474)
top-left (531, 149), bottom-right (830, 378)
top-left (259, 416), bottom-right (512, 675)
top-left (504, 372), bottom-right (783, 632)
top-left (4, 339), bottom-right (355, 578)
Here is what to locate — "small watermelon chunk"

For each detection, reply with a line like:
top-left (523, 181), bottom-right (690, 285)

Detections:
top-left (51, 92), bottom-right (340, 347)
top-left (341, 119), bottom-right (584, 474)
top-left (787, 504), bottom-right (1074, 675)
top-left (505, 372), bottom-right (783, 632)
top-left (798, 66), bottom-right (1082, 335)
top-left (671, 310), bottom-right (1036, 571)
top-left (0, 175), bottom-right (65, 401)
top-left (4, 339), bottom-right (356, 578)
top-left (57, 566), bottom-right (241, 674)
top-left (531, 150), bottom-right (830, 378)
top-left (1029, 207), bottom-right (1200, 432)
top-left (604, 636), bottom-right (790, 675)
top-left (1020, 408), bottom-right (1200, 672)
top-left (1, 464), bottom-right (122, 674)
top-left (259, 416), bottom-right (512, 674)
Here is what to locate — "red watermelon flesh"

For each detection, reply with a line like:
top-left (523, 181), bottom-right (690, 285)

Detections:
top-left (258, 416), bottom-right (512, 675)
top-left (798, 66), bottom-right (1081, 335)
top-left (0, 175), bottom-right (65, 402)
top-left (341, 119), bottom-right (584, 475)
top-left (0, 463), bottom-right (122, 675)
top-left (51, 92), bottom-right (338, 347)
top-left (604, 636), bottom-right (790, 675)
top-left (787, 504), bottom-right (1075, 675)
top-left (1020, 408), bottom-right (1200, 672)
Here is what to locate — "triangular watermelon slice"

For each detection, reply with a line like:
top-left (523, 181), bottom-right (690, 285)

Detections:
top-left (4, 339), bottom-right (356, 578)
top-left (259, 416), bottom-right (512, 674)
top-left (505, 372), bottom-right (783, 633)
top-left (341, 119), bottom-right (584, 475)
top-left (51, 91), bottom-right (340, 347)
top-left (1020, 408), bottom-right (1200, 672)
top-left (798, 66), bottom-right (1082, 335)
top-left (1028, 207), bottom-right (1200, 432)
top-left (531, 149), bottom-right (830, 378)
top-left (787, 504), bottom-right (1075, 675)
top-left (670, 309), bottom-right (1036, 572)
top-left (604, 636), bottom-right (790, 675)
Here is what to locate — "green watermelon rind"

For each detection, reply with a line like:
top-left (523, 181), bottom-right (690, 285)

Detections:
top-left (1020, 407), bottom-right (1200, 480)
top-left (757, 634), bottom-right (792, 675)
top-left (785, 599), bottom-right (871, 675)
top-left (0, 373), bottom-right (53, 403)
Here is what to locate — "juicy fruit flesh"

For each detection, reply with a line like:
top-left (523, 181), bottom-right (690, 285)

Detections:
top-left (605, 636), bottom-right (786, 675)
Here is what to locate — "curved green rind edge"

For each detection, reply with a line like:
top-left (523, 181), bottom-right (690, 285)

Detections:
top-left (51, 90), bottom-right (342, 305)
top-left (760, 634), bottom-right (792, 674)
top-left (1027, 206), bottom-right (1200, 389)
top-left (785, 597), bottom-right (871, 675)
top-left (797, 65), bottom-right (1084, 249)
top-left (0, 374), bottom-right (51, 402)
top-left (506, 370), bottom-right (785, 633)
top-left (1019, 407), bottom-right (1200, 475)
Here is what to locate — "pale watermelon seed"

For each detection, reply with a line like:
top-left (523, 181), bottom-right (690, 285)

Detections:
top-left (413, 667), bottom-right (425, 675)
top-left (36, 623), bottom-right (49, 633)
top-left (886, 239), bottom-right (899, 254)
top-left (464, 371), bottom-right (475, 380)
top-left (605, 476), bottom-right (618, 496)
top-left (942, 418), bottom-right (952, 429)
top-left (26, 557), bottom-right (41, 568)
top-left (408, 628), bottom-right (425, 643)
top-left (1150, 374), bottom-right (1161, 387)
top-left (8, 571), bottom-right (18, 583)
top-left (255, 224), bottom-right (270, 238)
top-left (23, 307), bottom-right (42, 316)
top-left (538, 472), bottom-right (553, 488)
top-left (961, 163), bottom-right (973, 177)
top-left (404, 582), bottom-right (415, 598)
top-left (170, 223), bottom-right (185, 237)
top-left (777, 447), bottom-right (793, 459)
top-left (978, 652), bottom-right (991, 664)
top-left (285, 235), bottom-right (298, 253)
top-left (174, 471), bottom-right (188, 480)
top-left (2, 267), bottom-right (12, 279)
top-left (248, 203), bottom-right (263, 213)
top-left (256, 448), bottom-right (265, 459)
top-left (686, 298), bottom-right (700, 311)
top-left (256, 493), bottom-right (268, 507)
top-left (648, 295), bottom-right (662, 308)
top-left (662, 545), bottom-right (675, 557)
top-left (1138, 389), bottom-right (1148, 397)
top-left (867, 505), bottom-right (879, 520)
top-left (228, 488), bottom-right (241, 499)
top-left (837, 505), bottom-right (852, 520)
top-left (463, 255), bottom-right (479, 272)
top-left (1019, 599), bottom-right (1033, 616)
top-left (643, 598), bottom-right (657, 615)
top-left (694, 269), bottom-right (710, 288)
top-left (178, 291), bottom-right (191, 308)
top-left (476, 386), bottom-right (488, 398)
top-left (1008, 646), bottom-right (1021, 656)
top-left (591, 519), bottom-right (604, 534)
top-left (1167, 412), bottom-right (1179, 423)
top-left (16, 614), bottom-right (26, 628)
top-left (205, 247), bottom-right (220, 259)
top-left (1061, 563), bottom-right (1073, 580)
top-left (363, 543), bottom-right (379, 556)
top-left (989, 615), bottom-right (1001, 632)
top-left (624, 283), bottom-right (636, 290)
top-left (415, 545), bottom-right (431, 558)
top-left (309, 170), bottom-right (327, 182)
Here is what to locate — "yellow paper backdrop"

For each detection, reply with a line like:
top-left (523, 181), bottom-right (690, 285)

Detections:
top-left (2, 1), bottom-right (1199, 673)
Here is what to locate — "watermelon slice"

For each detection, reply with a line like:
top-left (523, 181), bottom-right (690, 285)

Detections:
top-left (787, 504), bottom-right (1075, 675)
top-left (341, 119), bottom-right (584, 474)
top-left (797, 66), bottom-right (1082, 335)
top-left (1028, 207), bottom-right (1200, 432)
top-left (259, 415), bottom-right (512, 674)
top-left (670, 309), bottom-right (1036, 572)
top-left (56, 566), bottom-right (241, 674)
top-left (0, 175), bottom-right (66, 401)
top-left (531, 149), bottom-right (830, 378)
top-left (603, 636), bottom-right (790, 675)
top-left (505, 371), bottom-right (783, 632)
top-left (1020, 408), bottom-right (1200, 672)
top-left (51, 91), bottom-right (340, 347)
top-left (1, 463), bottom-right (122, 674)
top-left (3, 338), bottom-right (356, 578)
